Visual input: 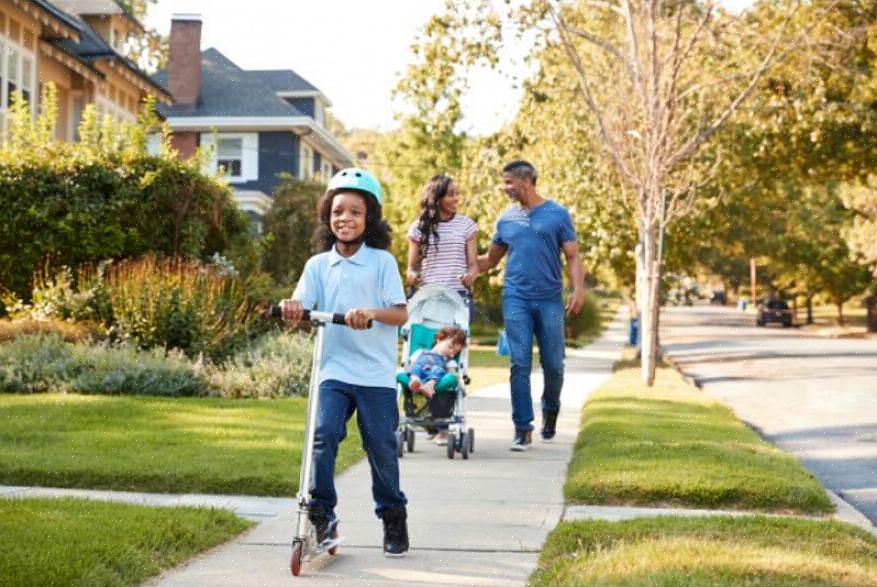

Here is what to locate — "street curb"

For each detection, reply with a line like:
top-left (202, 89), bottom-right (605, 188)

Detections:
top-left (826, 490), bottom-right (877, 538)
top-left (659, 350), bottom-right (701, 389)
top-left (661, 346), bottom-right (877, 538)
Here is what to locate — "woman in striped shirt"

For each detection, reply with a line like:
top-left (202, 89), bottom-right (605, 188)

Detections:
top-left (406, 175), bottom-right (479, 323)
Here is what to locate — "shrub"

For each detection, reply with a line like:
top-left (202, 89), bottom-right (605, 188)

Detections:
top-left (0, 330), bottom-right (313, 398)
top-left (0, 318), bottom-right (99, 344)
top-left (565, 293), bottom-right (601, 340)
top-left (9, 257), bottom-right (271, 361)
top-left (68, 344), bottom-right (204, 397)
top-left (0, 87), bottom-right (255, 308)
top-left (204, 331), bottom-right (313, 398)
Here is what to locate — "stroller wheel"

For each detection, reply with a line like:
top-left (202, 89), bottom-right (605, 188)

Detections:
top-left (396, 430), bottom-right (404, 458)
top-left (446, 433), bottom-right (456, 459)
top-left (290, 540), bottom-right (303, 576)
top-left (406, 428), bottom-right (415, 453)
top-left (460, 432), bottom-right (470, 460)
top-left (468, 428), bottom-right (475, 453)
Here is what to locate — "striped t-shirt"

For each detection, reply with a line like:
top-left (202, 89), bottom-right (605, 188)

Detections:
top-left (408, 214), bottom-right (478, 289)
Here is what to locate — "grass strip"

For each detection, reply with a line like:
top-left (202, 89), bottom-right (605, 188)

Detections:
top-left (0, 394), bottom-right (364, 496)
top-left (531, 516), bottom-right (877, 586)
top-left (0, 497), bottom-right (252, 587)
top-left (565, 358), bottom-right (833, 514)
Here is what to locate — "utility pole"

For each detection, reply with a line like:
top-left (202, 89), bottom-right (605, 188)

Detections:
top-left (749, 258), bottom-right (757, 304)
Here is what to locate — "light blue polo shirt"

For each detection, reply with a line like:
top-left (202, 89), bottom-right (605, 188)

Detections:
top-left (292, 244), bottom-right (406, 388)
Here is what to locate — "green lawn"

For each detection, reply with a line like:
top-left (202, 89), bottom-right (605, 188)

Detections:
top-left (0, 394), bottom-right (364, 496)
top-left (565, 359), bottom-right (832, 513)
top-left (0, 497), bottom-right (252, 587)
top-left (531, 516), bottom-right (877, 586)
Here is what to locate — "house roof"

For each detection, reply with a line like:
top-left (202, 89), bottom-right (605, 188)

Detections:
top-left (153, 48), bottom-right (353, 166)
top-left (153, 48), bottom-right (314, 118)
top-left (47, 0), bottom-right (170, 100)
top-left (51, 0), bottom-right (144, 32)
top-left (29, 0), bottom-right (83, 38)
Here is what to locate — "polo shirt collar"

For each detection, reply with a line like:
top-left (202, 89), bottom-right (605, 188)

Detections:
top-left (329, 243), bottom-right (369, 266)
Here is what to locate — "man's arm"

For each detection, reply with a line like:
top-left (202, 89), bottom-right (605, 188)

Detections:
top-left (477, 242), bottom-right (507, 272)
top-left (562, 241), bottom-right (585, 316)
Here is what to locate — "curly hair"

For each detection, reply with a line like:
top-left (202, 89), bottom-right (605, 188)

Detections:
top-left (312, 189), bottom-right (392, 252)
top-left (415, 175), bottom-right (453, 259)
top-left (434, 325), bottom-right (467, 348)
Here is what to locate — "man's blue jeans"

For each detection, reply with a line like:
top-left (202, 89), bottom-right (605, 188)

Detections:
top-left (503, 295), bottom-right (566, 432)
top-left (310, 379), bottom-right (407, 519)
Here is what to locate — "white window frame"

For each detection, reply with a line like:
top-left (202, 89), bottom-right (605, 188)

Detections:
top-left (299, 141), bottom-right (314, 180)
top-left (0, 26), bottom-right (38, 135)
top-left (320, 159), bottom-right (333, 182)
top-left (201, 132), bottom-right (259, 183)
top-left (95, 94), bottom-right (136, 124)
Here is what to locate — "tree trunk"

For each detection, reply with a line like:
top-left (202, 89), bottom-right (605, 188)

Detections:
top-left (865, 294), bottom-right (877, 333)
top-left (640, 223), bottom-right (659, 386)
top-left (836, 301), bottom-right (845, 326)
top-left (806, 296), bottom-right (814, 324)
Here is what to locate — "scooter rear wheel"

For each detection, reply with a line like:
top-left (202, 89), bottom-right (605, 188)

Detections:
top-left (290, 540), bottom-right (303, 576)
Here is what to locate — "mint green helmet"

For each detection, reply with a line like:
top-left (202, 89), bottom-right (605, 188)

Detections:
top-left (327, 168), bottom-right (383, 207)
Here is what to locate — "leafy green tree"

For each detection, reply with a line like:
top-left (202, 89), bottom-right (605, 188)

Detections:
top-left (261, 175), bottom-right (325, 285)
top-left (0, 86), bottom-right (253, 306)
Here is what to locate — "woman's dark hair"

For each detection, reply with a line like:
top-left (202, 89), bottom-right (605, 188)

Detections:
top-left (312, 189), bottom-right (392, 252)
top-left (416, 175), bottom-right (454, 259)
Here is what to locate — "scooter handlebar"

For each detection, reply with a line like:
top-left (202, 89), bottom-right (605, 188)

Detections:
top-left (268, 305), bottom-right (372, 328)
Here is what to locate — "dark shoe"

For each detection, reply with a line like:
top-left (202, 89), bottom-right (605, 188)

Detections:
top-left (510, 429), bottom-right (533, 452)
top-left (541, 411), bottom-right (558, 442)
top-left (381, 506), bottom-right (409, 557)
top-left (308, 503), bottom-right (339, 550)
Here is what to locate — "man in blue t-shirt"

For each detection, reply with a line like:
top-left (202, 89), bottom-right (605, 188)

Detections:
top-left (477, 160), bottom-right (585, 451)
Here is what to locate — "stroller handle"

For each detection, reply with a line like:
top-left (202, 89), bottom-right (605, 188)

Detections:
top-left (268, 305), bottom-right (372, 328)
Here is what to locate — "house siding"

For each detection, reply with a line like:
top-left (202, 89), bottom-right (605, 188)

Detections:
top-left (231, 131), bottom-right (297, 194)
top-left (287, 97), bottom-right (314, 118)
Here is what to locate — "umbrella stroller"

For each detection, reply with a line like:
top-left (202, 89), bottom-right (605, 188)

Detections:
top-left (396, 285), bottom-right (475, 459)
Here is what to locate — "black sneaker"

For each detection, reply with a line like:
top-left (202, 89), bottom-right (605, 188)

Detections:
top-left (381, 506), bottom-right (409, 557)
top-left (308, 503), bottom-right (339, 550)
top-left (541, 411), bottom-right (559, 442)
top-left (510, 429), bottom-right (533, 451)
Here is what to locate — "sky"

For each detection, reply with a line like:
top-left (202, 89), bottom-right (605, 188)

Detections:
top-left (145, 0), bottom-right (752, 136)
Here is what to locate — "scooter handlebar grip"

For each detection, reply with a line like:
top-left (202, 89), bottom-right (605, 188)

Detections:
top-left (269, 305), bottom-right (371, 328)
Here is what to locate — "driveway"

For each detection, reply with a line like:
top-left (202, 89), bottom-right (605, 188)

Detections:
top-left (660, 304), bottom-right (877, 525)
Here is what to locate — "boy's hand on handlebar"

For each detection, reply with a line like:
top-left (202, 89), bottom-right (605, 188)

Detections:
top-left (345, 308), bottom-right (373, 330)
top-left (279, 299), bottom-right (303, 325)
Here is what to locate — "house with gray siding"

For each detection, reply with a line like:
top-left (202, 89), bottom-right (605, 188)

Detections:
top-left (152, 14), bottom-right (353, 231)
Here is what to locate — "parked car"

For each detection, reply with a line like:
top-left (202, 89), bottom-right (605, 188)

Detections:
top-left (756, 300), bottom-right (793, 327)
top-left (709, 291), bottom-right (726, 305)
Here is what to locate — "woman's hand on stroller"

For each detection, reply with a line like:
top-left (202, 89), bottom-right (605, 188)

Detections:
top-left (460, 269), bottom-right (478, 289)
top-left (279, 299), bottom-right (304, 326)
top-left (405, 268), bottom-right (419, 287)
top-left (344, 308), bottom-right (374, 330)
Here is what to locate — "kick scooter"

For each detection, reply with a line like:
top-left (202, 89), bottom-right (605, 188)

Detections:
top-left (270, 305), bottom-right (370, 576)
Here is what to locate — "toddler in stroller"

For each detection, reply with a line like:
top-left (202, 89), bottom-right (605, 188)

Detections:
top-left (396, 285), bottom-right (475, 459)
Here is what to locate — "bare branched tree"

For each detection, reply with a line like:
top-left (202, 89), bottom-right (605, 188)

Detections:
top-left (546, 0), bottom-right (834, 385)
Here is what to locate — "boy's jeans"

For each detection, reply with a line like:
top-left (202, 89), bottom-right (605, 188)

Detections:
top-left (310, 380), bottom-right (407, 519)
top-left (502, 295), bottom-right (566, 432)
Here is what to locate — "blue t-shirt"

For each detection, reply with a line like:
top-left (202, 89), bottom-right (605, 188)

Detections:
top-left (491, 200), bottom-right (577, 300)
top-left (293, 244), bottom-right (406, 388)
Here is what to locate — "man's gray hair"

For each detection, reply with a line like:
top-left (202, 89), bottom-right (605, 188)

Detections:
top-left (502, 160), bottom-right (537, 185)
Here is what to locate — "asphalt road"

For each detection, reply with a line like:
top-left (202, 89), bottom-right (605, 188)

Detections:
top-left (660, 304), bottom-right (877, 526)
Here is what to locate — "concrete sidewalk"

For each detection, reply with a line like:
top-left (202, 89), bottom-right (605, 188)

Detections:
top-left (138, 315), bottom-right (625, 586)
top-left (1, 315), bottom-right (625, 586)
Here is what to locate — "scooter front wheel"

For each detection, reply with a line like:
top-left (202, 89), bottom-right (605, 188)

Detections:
top-left (290, 540), bottom-right (304, 576)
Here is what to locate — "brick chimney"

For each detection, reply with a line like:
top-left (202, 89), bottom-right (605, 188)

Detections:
top-left (167, 14), bottom-right (202, 108)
